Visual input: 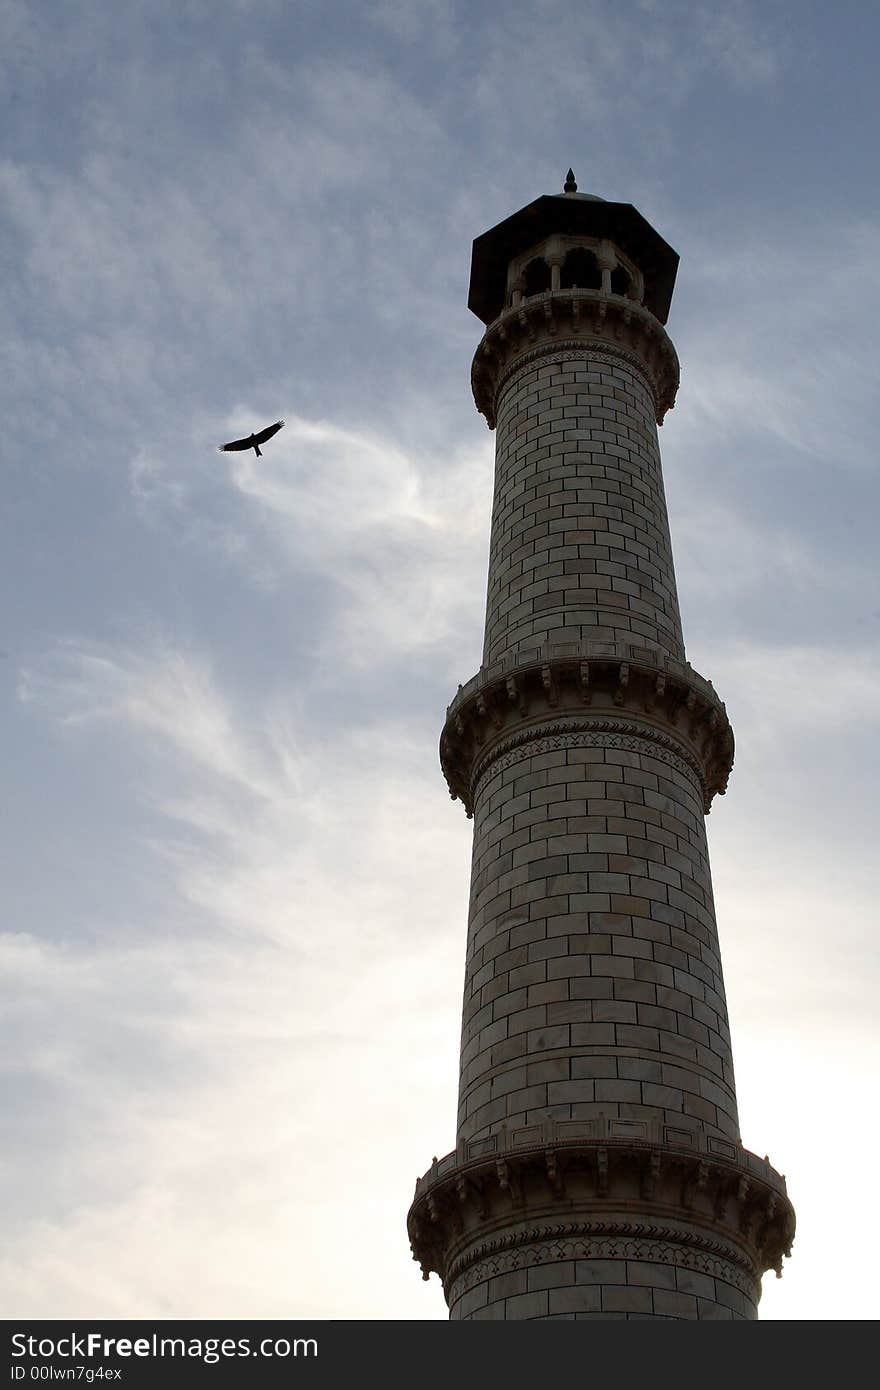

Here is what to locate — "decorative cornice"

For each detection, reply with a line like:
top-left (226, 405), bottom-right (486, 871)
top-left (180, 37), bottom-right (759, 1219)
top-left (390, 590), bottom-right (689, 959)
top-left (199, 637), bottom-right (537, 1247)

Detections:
top-left (407, 1120), bottom-right (794, 1295)
top-left (470, 291), bottom-right (680, 429)
top-left (441, 646), bottom-right (734, 817)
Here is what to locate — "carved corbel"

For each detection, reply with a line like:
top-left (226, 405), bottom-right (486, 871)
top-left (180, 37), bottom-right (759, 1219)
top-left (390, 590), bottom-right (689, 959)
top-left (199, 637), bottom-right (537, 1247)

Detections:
top-left (755, 1193), bottom-right (781, 1266)
top-left (613, 663), bottom-right (630, 706)
top-left (740, 1204), bottom-right (758, 1242)
top-left (543, 301), bottom-right (556, 335)
top-left (496, 1159), bottom-right (522, 1203)
top-left (685, 689), bottom-right (700, 735)
top-left (642, 1151), bottom-right (661, 1200)
top-left (465, 1176), bottom-right (489, 1220)
top-left (476, 693), bottom-right (502, 731)
top-left (506, 674), bottom-right (527, 716)
top-left (596, 1147), bottom-right (609, 1196)
top-left (579, 660), bottom-right (592, 704)
top-left (681, 1158), bottom-right (708, 1210)
top-left (697, 1159), bottom-right (709, 1191)
top-left (667, 682), bottom-right (687, 722)
top-left (736, 1176), bottom-right (757, 1236)
top-left (541, 664), bottom-right (558, 708)
top-left (518, 310), bottom-right (534, 343)
top-left (571, 296), bottom-right (581, 332)
top-left (545, 1148), bottom-right (566, 1199)
top-left (643, 669), bottom-right (665, 714)
top-left (761, 1192), bottom-right (778, 1236)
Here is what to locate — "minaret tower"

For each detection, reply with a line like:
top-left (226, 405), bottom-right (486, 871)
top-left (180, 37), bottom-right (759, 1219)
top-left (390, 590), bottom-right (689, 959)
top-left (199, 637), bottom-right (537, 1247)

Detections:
top-left (407, 174), bottom-right (795, 1320)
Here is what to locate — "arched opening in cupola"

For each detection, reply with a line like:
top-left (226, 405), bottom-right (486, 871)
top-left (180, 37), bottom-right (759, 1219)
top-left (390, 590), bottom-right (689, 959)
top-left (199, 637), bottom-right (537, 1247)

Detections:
top-left (610, 264), bottom-right (631, 296)
top-left (560, 247), bottom-right (601, 290)
top-left (523, 257), bottom-right (552, 297)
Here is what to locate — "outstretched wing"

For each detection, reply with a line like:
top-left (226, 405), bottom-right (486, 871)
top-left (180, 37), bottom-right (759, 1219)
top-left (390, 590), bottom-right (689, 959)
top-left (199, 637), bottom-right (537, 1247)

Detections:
top-left (253, 419), bottom-right (285, 447)
top-left (218, 434), bottom-right (252, 452)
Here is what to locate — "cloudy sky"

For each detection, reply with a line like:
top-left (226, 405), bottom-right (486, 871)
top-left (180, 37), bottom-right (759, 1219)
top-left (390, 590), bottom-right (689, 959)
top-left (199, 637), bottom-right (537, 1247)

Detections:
top-left (1, 0), bottom-right (877, 1321)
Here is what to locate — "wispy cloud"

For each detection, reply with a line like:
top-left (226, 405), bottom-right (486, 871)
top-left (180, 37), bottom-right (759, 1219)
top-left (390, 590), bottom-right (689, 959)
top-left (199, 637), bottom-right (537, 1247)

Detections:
top-left (227, 414), bottom-right (492, 661)
top-left (7, 635), bottom-right (466, 1316)
top-left (130, 411), bottom-right (493, 674)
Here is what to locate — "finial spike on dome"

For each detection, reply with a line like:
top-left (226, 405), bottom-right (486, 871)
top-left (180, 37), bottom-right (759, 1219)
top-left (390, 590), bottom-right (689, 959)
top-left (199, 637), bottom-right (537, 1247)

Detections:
top-left (564, 168), bottom-right (578, 193)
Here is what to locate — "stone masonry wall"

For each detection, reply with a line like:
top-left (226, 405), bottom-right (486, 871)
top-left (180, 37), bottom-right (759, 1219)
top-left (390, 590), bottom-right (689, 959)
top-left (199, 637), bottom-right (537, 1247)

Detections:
top-left (483, 350), bottom-right (685, 667)
top-left (456, 731), bottom-right (740, 1147)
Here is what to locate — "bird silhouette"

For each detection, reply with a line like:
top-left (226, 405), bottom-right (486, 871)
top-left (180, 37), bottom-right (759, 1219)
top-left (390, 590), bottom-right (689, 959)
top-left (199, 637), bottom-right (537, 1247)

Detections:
top-left (218, 419), bottom-right (285, 458)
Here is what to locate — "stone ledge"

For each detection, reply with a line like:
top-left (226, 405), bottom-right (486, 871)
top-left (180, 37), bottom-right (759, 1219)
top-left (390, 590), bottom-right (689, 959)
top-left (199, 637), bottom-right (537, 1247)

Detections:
top-left (407, 1119), bottom-right (794, 1292)
top-left (440, 650), bottom-right (734, 817)
top-left (471, 292), bottom-right (680, 428)
top-left (447, 641), bottom-right (717, 712)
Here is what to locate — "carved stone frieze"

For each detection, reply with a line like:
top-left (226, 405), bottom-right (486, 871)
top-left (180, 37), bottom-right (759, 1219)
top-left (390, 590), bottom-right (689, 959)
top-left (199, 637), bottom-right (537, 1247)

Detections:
top-left (472, 725), bottom-right (702, 808)
top-left (470, 291), bottom-right (680, 428)
top-left (447, 1232), bottom-right (757, 1306)
top-left (440, 648), bottom-right (734, 817)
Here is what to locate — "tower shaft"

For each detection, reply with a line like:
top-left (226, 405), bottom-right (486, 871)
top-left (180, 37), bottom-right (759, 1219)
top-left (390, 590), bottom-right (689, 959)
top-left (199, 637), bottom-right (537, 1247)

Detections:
top-left (482, 345), bottom-right (684, 668)
top-left (408, 185), bottom-right (793, 1320)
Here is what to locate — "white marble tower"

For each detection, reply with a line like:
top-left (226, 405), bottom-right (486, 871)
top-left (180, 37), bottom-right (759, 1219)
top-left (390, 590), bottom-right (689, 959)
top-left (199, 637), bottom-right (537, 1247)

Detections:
top-left (407, 174), bottom-right (794, 1320)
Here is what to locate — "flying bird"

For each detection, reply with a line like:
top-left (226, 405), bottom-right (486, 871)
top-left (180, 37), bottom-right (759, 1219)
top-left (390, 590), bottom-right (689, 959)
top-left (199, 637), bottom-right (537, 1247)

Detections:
top-left (218, 419), bottom-right (285, 458)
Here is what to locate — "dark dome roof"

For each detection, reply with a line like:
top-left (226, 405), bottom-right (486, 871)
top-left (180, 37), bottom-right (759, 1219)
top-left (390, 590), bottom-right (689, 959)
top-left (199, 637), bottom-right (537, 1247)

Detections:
top-left (468, 193), bottom-right (679, 325)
